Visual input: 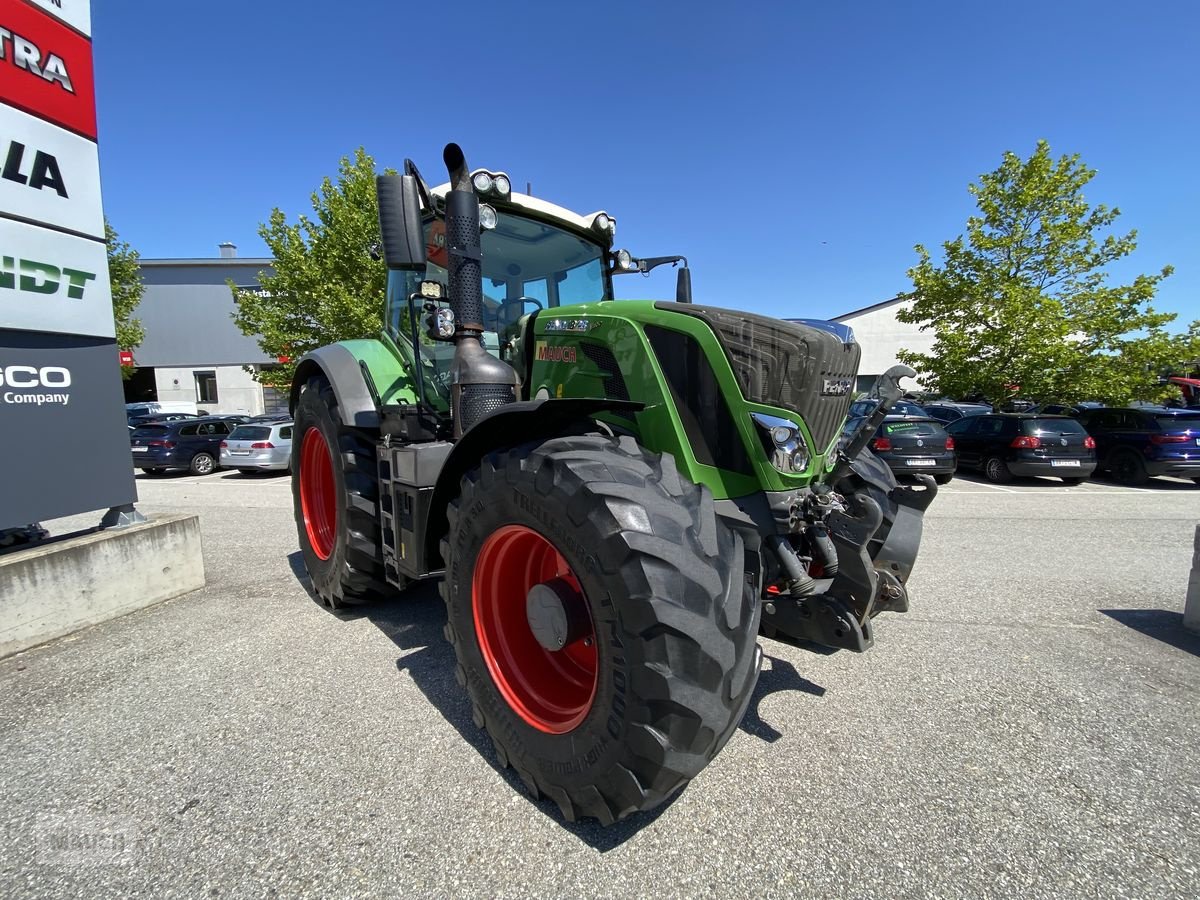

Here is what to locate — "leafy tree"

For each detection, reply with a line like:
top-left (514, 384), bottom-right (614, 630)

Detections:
top-left (897, 140), bottom-right (1200, 405)
top-left (106, 218), bottom-right (145, 379)
top-left (232, 148), bottom-right (393, 389)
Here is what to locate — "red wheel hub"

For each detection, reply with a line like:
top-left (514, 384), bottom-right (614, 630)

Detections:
top-left (473, 525), bottom-right (598, 734)
top-left (299, 427), bottom-right (337, 560)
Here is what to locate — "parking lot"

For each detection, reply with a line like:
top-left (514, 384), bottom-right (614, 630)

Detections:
top-left (2, 471), bottom-right (1198, 897)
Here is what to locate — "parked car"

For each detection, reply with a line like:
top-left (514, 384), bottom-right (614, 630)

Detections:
top-left (125, 401), bottom-right (198, 424)
top-left (1075, 407), bottom-right (1200, 485)
top-left (220, 421), bottom-right (294, 474)
top-left (944, 413), bottom-right (1097, 484)
top-left (848, 398), bottom-right (929, 418)
top-left (130, 416), bottom-right (243, 475)
top-left (922, 401), bottom-right (992, 425)
top-left (128, 412), bottom-right (199, 427)
top-left (843, 415), bottom-right (956, 484)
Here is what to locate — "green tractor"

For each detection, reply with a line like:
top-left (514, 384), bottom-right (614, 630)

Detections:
top-left (290, 143), bottom-right (935, 824)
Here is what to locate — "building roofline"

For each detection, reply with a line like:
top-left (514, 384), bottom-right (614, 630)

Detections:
top-left (832, 293), bottom-right (913, 322)
top-left (139, 258), bottom-right (275, 267)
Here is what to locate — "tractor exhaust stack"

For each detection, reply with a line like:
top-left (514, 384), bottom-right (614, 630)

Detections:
top-left (442, 143), bottom-right (519, 437)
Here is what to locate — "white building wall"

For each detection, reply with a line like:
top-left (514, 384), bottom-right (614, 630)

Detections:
top-left (153, 366), bottom-right (264, 416)
top-left (835, 298), bottom-right (937, 389)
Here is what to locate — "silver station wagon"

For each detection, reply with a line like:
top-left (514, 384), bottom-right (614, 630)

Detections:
top-left (220, 421), bottom-right (294, 474)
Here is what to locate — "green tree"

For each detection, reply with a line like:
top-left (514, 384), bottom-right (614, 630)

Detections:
top-left (897, 140), bottom-right (1200, 405)
top-left (231, 148), bottom-right (393, 389)
top-left (106, 218), bottom-right (145, 378)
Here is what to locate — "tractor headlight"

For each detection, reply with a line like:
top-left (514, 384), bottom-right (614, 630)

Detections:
top-left (615, 249), bottom-right (636, 271)
top-left (593, 213), bottom-right (616, 238)
top-left (493, 174), bottom-right (511, 196)
top-left (751, 412), bottom-right (810, 474)
top-left (473, 172), bottom-right (494, 194)
top-left (479, 203), bottom-right (498, 230)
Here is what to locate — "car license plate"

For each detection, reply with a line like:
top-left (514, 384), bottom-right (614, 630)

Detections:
top-left (906, 459), bottom-right (937, 466)
top-left (231, 450), bottom-right (250, 456)
top-left (132, 446), bottom-right (148, 453)
top-left (1050, 459), bottom-right (1080, 467)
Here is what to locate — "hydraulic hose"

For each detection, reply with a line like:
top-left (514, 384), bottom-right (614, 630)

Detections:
top-left (806, 522), bottom-right (839, 577)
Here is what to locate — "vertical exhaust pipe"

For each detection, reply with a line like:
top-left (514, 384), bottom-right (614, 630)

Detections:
top-left (442, 143), bottom-right (518, 437)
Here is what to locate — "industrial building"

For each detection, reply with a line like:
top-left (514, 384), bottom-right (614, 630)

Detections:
top-left (123, 244), bottom-right (287, 416)
top-left (832, 295), bottom-right (932, 393)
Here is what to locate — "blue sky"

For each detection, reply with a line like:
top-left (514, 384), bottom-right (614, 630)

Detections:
top-left (93, 1), bottom-right (1199, 328)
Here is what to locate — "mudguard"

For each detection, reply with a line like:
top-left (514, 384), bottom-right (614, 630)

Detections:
top-left (290, 345), bottom-right (380, 429)
top-left (424, 398), bottom-right (643, 566)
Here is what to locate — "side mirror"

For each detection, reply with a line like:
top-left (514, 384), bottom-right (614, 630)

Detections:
top-left (376, 174), bottom-right (426, 270)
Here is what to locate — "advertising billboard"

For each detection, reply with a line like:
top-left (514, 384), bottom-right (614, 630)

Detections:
top-left (0, 0), bottom-right (136, 529)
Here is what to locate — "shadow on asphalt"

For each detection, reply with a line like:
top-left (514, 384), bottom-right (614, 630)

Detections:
top-left (739, 652), bottom-right (827, 743)
top-left (286, 551), bottom-right (826, 849)
top-left (1099, 609), bottom-right (1200, 657)
top-left (947, 471), bottom-right (1197, 490)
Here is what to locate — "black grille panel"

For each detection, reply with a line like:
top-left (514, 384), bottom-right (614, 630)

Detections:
top-left (658, 303), bottom-right (861, 452)
top-left (458, 384), bottom-right (515, 431)
top-left (579, 342), bottom-right (630, 401)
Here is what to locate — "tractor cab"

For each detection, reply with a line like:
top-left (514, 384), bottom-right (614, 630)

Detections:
top-left (384, 178), bottom-right (618, 410)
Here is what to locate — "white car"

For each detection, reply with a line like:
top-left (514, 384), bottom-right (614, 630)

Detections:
top-left (220, 421), bottom-right (293, 474)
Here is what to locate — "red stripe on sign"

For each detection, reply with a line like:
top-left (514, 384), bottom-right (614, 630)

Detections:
top-left (0, 0), bottom-right (96, 141)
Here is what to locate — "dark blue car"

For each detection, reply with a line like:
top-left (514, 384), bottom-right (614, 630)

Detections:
top-left (1076, 407), bottom-right (1200, 485)
top-left (130, 416), bottom-right (241, 476)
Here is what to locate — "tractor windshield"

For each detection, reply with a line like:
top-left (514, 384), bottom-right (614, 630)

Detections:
top-left (387, 211), bottom-right (612, 409)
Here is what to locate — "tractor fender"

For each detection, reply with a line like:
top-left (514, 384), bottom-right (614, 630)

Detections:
top-left (290, 345), bottom-right (380, 429)
top-left (425, 398), bottom-right (643, 567)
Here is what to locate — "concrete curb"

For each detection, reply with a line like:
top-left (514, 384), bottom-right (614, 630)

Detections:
top-left (1186, 524), bottom-right (1200, 635)
top-left (0, 514), bottom-right (205, 659)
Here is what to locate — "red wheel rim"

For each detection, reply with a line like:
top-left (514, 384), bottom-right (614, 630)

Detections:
top-left (473, 525), bottom-right (598, 734)
top-left (299, 427), bottom-right (337, 560)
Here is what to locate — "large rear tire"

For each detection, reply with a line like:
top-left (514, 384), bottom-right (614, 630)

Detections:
top-left (440, 434), bottom-right (762, 824)
top-left (292, 376), bottom-right (388, 608)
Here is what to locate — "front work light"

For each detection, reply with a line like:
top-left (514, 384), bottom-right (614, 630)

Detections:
top-left (750, 412), bottom-right (810, 474)
top-left (493, 174), bottom-right (511, 196)
top-left (479, 204), bottom-right (498, 230)
top-left (473, 172), bottom-right (494, 194)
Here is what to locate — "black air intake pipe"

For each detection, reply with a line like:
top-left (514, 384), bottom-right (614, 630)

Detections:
top-left (442, 143), bottom-right (518, 437)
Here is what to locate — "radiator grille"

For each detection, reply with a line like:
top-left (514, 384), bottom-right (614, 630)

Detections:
top-left (657, 303), bottom-right (861, 452)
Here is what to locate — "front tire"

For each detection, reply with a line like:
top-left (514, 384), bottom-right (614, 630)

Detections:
top-left (292, 376), bottom-right (388, 608)
top-left (440, 435), bottom-right (762, 825)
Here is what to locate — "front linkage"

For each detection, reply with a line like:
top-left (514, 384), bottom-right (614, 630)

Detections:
top-left (757, 365), bottom-right (936, 651)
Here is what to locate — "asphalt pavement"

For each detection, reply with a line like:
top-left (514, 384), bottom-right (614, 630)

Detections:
top-left (1, 469), bottom-right (1198, 898)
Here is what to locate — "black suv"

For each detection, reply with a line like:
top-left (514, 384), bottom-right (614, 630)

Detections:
top-left (1075, 407), bottom-right (1200, 485)
top-left (944, 414), bottom-right (1097, 484)
top-left (130, 417), bottom-right (242, 475)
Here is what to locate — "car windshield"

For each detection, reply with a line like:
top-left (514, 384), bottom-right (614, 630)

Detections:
top-left (230, 426), bottom-right (271, 441)
top-left (1022, 418), bottom-right (1087, 436)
